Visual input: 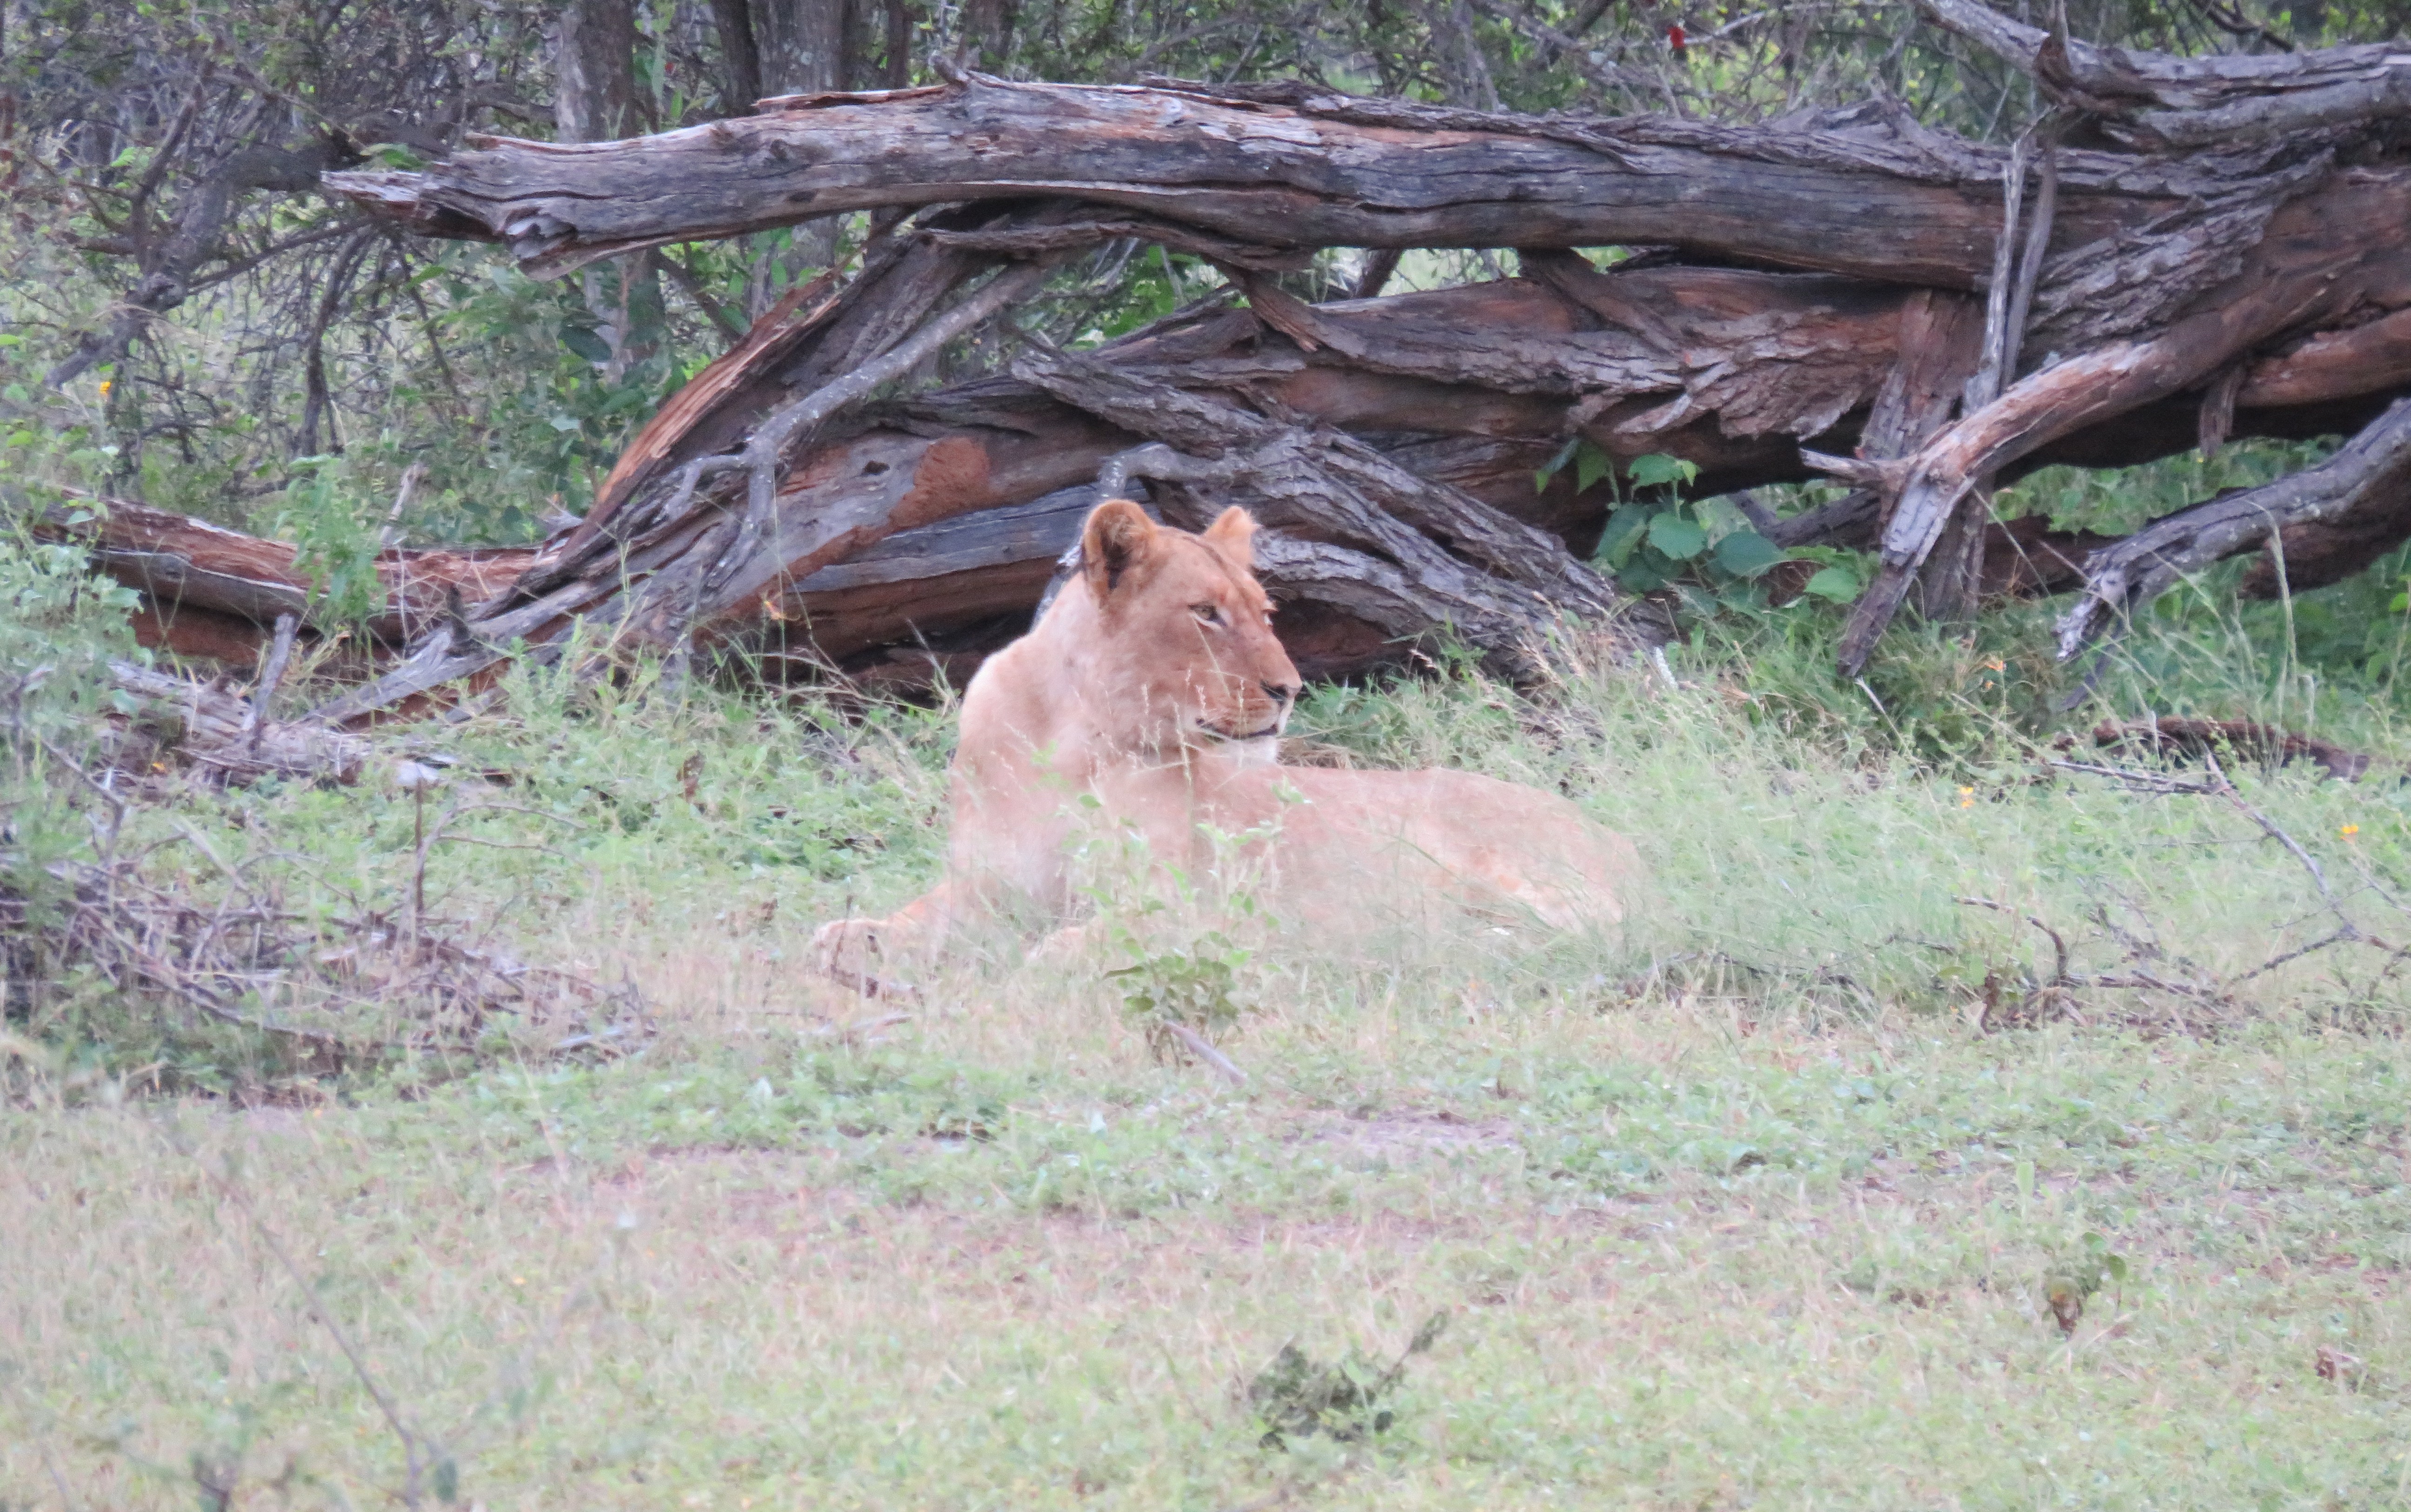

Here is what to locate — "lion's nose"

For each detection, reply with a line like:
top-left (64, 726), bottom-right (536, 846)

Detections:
top-left (1261, 680), bottom-right (1298, 705)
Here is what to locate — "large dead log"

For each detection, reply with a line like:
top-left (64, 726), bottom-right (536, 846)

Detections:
top-left (41, 7), bottom-right (2411, 697)
top-left (325, 73), bottom-right (2342, 364)
top-left (45, 248), bottom-right (2411, 690)
top-left (30, 495), bottom-right (537, 663)
top-left (1826, 166), bottom-right (2411, 671)
top-left (332, 82), bottom-right (2039, 285)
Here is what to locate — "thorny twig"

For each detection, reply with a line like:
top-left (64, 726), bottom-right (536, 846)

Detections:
top-left (1978, 753), bottom-right (2407, 1029)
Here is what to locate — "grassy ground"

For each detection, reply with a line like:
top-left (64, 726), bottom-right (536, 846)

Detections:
top-left (5, 582), bottom-right (2411, 1509)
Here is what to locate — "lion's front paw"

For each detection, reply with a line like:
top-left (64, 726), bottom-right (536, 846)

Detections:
top-left (1028, 919), bottom-right (1101, 970)
top-left (810, 917), bottom-right (918, 998)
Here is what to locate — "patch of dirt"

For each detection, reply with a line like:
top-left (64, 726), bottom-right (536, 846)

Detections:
top-left (1283, 1109), bottom-right (1519, 1161)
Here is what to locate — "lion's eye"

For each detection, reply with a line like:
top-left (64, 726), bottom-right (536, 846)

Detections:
top-left (1190, 603), bottom-right (1221, 626)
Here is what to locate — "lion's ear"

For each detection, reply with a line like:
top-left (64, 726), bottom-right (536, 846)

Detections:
top-left (1202, 507), bottom-right (1258, 563)
top-left (1081, 498), bottom-right (1161, 601)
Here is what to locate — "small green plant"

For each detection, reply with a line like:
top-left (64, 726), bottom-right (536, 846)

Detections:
top-left (1105, 915), bottom-right (1253, 1061)
top-left (2043, 1231), bottom-right (2134, 1336)
top-left (0, 526), bottom-right (141, 895)
top-left (273, 457), bottom-right (386, 627)
top-left (1246, 1311), bottom-right (1447, 1450)
top-left (1538, 446), bottom-right (1856, 608)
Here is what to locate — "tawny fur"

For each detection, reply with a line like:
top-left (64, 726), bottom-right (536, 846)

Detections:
top-left (811, 501), bottom-right (1638, 981)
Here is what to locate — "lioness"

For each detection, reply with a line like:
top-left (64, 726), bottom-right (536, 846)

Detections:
top-left (812, 499), bottom-right (1638, 981)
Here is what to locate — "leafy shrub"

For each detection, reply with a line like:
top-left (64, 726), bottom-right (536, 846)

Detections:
top-left (1246, 1312), bottom-right (1447, 1450)
top-left (1539, 445), bottom-right (1858, 612)
top-left (0, 521), bottom-right (142, 901)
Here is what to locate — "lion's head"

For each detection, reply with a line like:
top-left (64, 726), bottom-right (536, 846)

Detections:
top-left (1060, 499), bottom-right (1301, 756)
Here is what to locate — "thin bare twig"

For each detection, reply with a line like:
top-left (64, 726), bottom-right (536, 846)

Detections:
top-left (1956, 895), bottom-right (2069, 984)
top-left (1162, 1021), bottom-right (1248, 1085)
top-left (2227, 927), bottom-right (2364, 986)
top-left (168, 1128), bottom-right (437, 1507)
top-left (246, 614), bottom-right (300, 757)
top-left (2045, 759), bottom-right (2221, 794)
top-left (2203, 751), bottom-right (2351, 924)
top-left (654, 246), bottom-right (747, 344)
top-left (810, 1010), bottom-right (913, 1045)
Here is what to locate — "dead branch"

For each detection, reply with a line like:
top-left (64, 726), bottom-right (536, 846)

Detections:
top-left (2, 835), bottom-right (645, 1067)
top-left (107, 659), bottom-right (372, 785)
top-left (1160, 1020), bottom-right (1248, 1086)
top-left (1957, 895), bottom-right (2071, 985)
top-left (2089, 716), bottom-right (2381, 781)
top-left (243, 613), bottom-right (299, 756)
top-left (2044, 759), bottom-right (2224, 794)
top-left (2058, 397), bottom-right (2411, 657)
top-left (170, 1131), bottom-right (440, 1507)
top-left (29, 9), bottom-right (2411, 691)
top-left (1919, 0), bottom-right (2411, 148)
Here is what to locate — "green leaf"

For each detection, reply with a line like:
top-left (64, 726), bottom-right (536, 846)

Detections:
top-left (365, 142), bottom-right (430, 171)
top-left (559, 325), bottom-right (613, 364)
top-left (1646, 512), bottom-right (1707, 561)
top-left (1573, 440), bottom-right (1613, 494)
top-left (1596, 507), bottom-right (1651, 568)
top-left (1696, 496), bottom-right (1746, 537)
top-left (1533, 435), bottom-right (1580, 492)
top-left (1712, 530), bottom-right (1783, 578)
top-left (1802, 565), bottom-right (1861, 602)
top-left (1626, 452), bottom-right (1698, 488)
top-left (433, 1456), bottom-right (460, 1504)
top-left (2391, 589), bottom-right (2410, 613)
top-left (1616, 558), bottom-right (1668, 593)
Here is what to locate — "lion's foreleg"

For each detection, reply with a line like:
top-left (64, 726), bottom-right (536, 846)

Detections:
top-left (809, 884), bottom-right (962, 996)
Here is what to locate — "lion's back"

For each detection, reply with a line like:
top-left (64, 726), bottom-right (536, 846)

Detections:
top-left (1234, 764), bottom-right (1638, 930)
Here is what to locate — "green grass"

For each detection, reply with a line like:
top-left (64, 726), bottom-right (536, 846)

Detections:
top-left (5, 560), bottom-right (2411, 1508)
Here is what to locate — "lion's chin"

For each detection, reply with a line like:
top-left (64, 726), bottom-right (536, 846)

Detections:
top-left (1193, 721), bottom-right (1285, 763)
top-left (1198, 722), bottom-right (1283, 744)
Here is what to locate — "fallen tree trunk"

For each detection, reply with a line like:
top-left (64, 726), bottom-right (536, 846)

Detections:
top-left (40, 4), bottom-right (2411, 699)
top-left (326, 69), bottom-right (2347, 367)
top-left (43, 254), bottom-right (2411, 692)
top-left (1919, 0), bottom-right (2411, 150)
